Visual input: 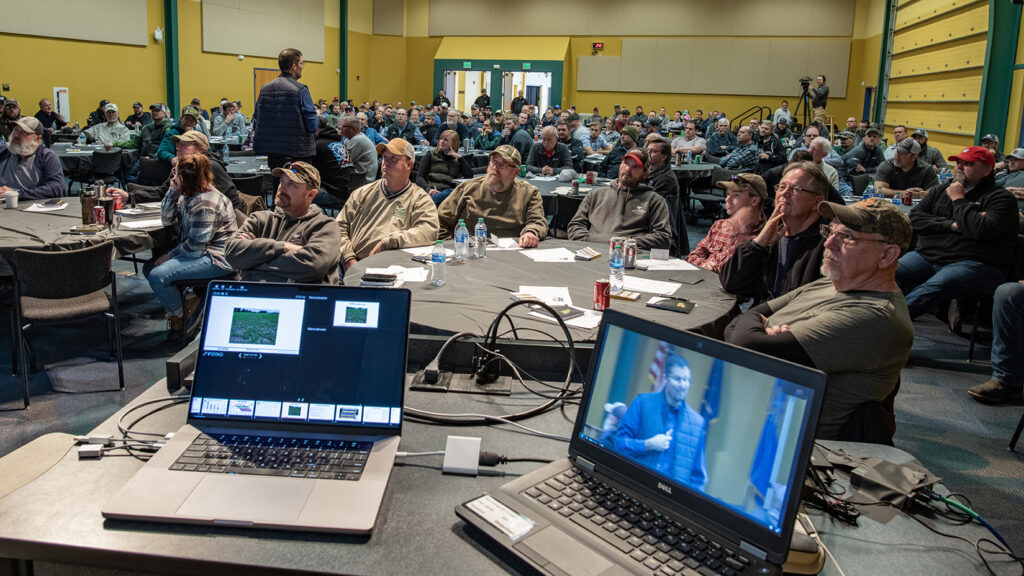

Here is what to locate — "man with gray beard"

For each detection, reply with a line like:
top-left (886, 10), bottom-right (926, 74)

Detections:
top-left (0, 117), bottom-right (64, 200)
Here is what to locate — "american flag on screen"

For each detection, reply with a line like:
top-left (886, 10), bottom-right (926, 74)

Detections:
top-left (648, 341), bottom-right (673, 392)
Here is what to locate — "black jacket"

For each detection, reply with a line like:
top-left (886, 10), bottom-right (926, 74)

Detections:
top-left (526, 142), bottom-right (573, 174)
top-left (910, 174), bottom-right (1019, 271)
top-left (756, 135), bottom-right (786, 174)
top-left (719, 217), bottom-right (828, 304)
top-left (313, 127), bottom-right (354, 207)
top-left (135, 153), bottom-right (242, 211)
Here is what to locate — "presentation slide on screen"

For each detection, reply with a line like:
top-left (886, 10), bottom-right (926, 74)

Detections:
top-left (189, 396), bottom-right (399, 427)
top-left (204, 296), bottom-right (305, 355)
top-left (333, 301), bottom-right (380, 329)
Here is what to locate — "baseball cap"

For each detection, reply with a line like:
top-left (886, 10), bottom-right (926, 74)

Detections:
top-left (171, 130), bottom-right (209, 149)
top-left (1007, 148), bottom-right (1024, 160)
top-left (489, 144), bottom-right (522, 166)
top-left (271, 161), bottom-right (321, 189)
top-left (715, 173), bottom-right (767, 200)
top-left (104, 103), bottom-right (119, 113)
top-left (838, 130), bottom-right (855, 140)
top-left (980, 133), bottom-right (999, 144)
top-left (180, 106), bottom-right (201, 119)
top-left (622, 147), bottom-right (649, 170)
top-left (818, 197), bottom-right (912, 252)
top-left (865, 125), bottom-right (881, 136)
top-left (14, 117), bottom-right (43, 136)
top-left (149, 103), bottom-right (166, 112)
top-left (376, 137), bottom-right (415, 160)
top-left (947, 146), bottom-right (995, 167)
top-left (621, 125), bottom-right (640, 144)
top-left (132, 102), bottom-right (143, 108)
top-left (895, 139), bottom-right (921, 155)
top-left (911, 128), bottom-right (928, 139)
top-left (4, 99), bottom-right (19, 108)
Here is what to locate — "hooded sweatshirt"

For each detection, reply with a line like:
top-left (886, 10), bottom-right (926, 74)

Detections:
top-left (567, 181), bottom-right (672, 250)
top-left (225, 205), bottom-right (341, 284)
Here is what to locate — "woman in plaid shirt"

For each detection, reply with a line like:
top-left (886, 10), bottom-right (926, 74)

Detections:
top-left (148, 154), bottom-right (237, 335)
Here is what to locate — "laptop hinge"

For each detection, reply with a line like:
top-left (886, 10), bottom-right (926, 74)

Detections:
top-left (739, 540), bottom-right (768, 560)
top-left (574, 456), bottom-right (596, 474)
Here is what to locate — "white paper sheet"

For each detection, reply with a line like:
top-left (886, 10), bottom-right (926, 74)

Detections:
top-left (637, 259), bottom-right (699, 271)
top-left (519, 248), bottom-right (576, 263)
top-left (518, 286), bottom-right (573, 307)
top-left (402, 246), bottom-right (455, 258)
top-left (489, 235), bottom-right (522, 250)
top-left (366, 265), bottom-right (430, 283)
top-left (622, 275), bottom-right (681, 296)
top-left (118, 218), bottom-right (164, 229)
top-left (528, 307), bottom-right (603, 329)
top-left (24, 202), bottom-right (69, 212)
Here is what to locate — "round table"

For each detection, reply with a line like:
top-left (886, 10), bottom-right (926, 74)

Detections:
top-left (345, 239), bottom-right (737, 342)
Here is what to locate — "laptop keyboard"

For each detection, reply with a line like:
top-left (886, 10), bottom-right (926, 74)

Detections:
top-left (521, 468), bottom-right (754, 576)
top-left (169, 433), bottom-right (372, 480)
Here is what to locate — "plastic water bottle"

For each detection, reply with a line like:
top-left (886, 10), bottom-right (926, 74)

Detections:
top-left (454, 219), bottom-right (469, 262)
top-left (431, 240), bottom-right (446, 286)
top-left (686, 150), bottom-right (693, 164)
top-left (77, 132), bottom-right (86, 146)
top-left (222, 143), bottom-right (230, 163)
top-left (474, 218), bottom-right (487, 259)
top-left (609, 242), bottom-right (625, 294)
top-left (863, 184), bottom-right (874, 201)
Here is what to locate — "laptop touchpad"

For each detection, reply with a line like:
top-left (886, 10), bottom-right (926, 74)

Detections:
top-left (177, 475), bottom-right (315, 522)
top-left (517, 526), bottom-right (619, 576)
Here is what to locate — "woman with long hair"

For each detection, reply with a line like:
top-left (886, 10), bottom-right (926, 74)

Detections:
top-left (147, 153), bottom-right (237, 335)
top-left (416, 129), bottom-right (473, 205)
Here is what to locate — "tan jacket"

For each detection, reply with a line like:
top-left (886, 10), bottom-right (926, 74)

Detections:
top-left (437, 177), bottom-right (547, 240)
top-left (336, 180), bottom-right (439, 263)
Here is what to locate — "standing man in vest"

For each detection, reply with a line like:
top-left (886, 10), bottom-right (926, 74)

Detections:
top-left (253, 48), bottom-right (319, 174)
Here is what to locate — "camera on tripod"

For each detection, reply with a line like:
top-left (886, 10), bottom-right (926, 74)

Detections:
top-left (799, 76), bottom-right (812, 92)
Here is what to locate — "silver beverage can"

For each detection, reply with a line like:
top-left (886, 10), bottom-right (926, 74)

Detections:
top-left (609, 236), bottom-right (625, 255)
top-left (624, 238), bottom-right (637, 269)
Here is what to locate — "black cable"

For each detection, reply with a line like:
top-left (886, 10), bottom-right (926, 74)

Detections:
top-left (421, 331), bottom-right (476, 385)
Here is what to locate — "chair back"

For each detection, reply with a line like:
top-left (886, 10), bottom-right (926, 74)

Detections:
top-left (230, 175), bottom-right (265, 199)
top-left (91, 150), bottom-right (123, 177)
top-left (139, 157), bottom-right (172, 186)
top-left (851, 173), bottom-right (871, 197)
top-left (322, 165), bottom-right (354, 205)
top-left (708, 165), bottom-right (742, 198)
top-left (12, 241), bottom-right (114, 300)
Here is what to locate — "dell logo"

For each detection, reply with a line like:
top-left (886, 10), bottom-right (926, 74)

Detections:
top-left (657, 482), bottom-right (672, 494)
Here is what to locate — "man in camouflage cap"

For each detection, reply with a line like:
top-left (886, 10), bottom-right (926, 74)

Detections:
top-left (437, 144), bottom-right (546, 248)
top-left (725, 197), bottom-right (914, 440)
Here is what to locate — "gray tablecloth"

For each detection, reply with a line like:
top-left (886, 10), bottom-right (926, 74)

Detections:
top-left (51, 142), bottom-right (139, 174)
top-left (345, 239), bottom-right (737, 342)
top-left (223, 155), bottom-right (270, 176)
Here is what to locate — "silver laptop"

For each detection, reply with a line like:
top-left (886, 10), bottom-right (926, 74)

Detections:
top-left (456, 309), bottom-right (826, 575)
top-left (103, 281), bottom-right (410, 534)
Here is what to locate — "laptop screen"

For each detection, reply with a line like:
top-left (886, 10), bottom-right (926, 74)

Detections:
top-left (573, 311), bottom-right (823, 556)
top-left (187, 282), bottom-right (410, 432)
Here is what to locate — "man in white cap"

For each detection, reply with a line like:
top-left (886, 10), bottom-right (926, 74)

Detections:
top-left (336, 138), bottom-right (439, 272)
top-left (995, 148), bottom-right (1024, 196)
top-left (0, 117), bottom-right (64, 200)
top-left (83, 102), bottom-right (131, 144)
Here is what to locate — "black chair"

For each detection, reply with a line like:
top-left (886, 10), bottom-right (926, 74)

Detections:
top-left (316, 165), bottom-right (355, 214)
top-left (138, 157), bottom-right (172, 187)
top-left (838, 378), bottom-right (900, 446)
top-left (11, 241), bottom-right (124, 409)
top-left (66, 149), bottom-right (124, 196)
top-left (170, 272), bottom-right (236, 346)
top-left (230, 175), bottom-right (268, 209)
top-left (688, 165), bottom-right (738, 223)
top-left (851, 173), bottom-right (871, 198)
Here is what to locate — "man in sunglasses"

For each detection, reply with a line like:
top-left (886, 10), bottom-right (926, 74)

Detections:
top-left (225, 162), bottom-right (341, 284)
top-left (895, 146), bottom-right (1018, 319)
top-left (725, 197), bottom-right (913, 439)
top-left (720, 161), bottom-right (830, 304)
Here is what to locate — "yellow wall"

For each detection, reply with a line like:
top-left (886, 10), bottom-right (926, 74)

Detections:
top-left (1004, 17), bottom-right (1024, 151)
top-left (0, 0), bottom-right (166, 125)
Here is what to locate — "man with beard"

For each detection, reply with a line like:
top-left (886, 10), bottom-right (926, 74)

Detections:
top-left (83, 102), bottom-right (131, 144)
top-left (568, 147), bottom-right (671, 250)
top-left (0, 117), bottom-right (64, 200)
top-left (0, 100), bottom-right (23, 140)
top-left (756, 120), bottom-right (786, 174)
top-left (437, 145), bottom-right (546, 247)
top-left (706, 118), bottom-right (738, 159)
top-left (725, 198), bottom-right (913, 440)
top-left (336, 138), bottom-right (439, 272)
top-left (157, 106), bottom-right (210, 163)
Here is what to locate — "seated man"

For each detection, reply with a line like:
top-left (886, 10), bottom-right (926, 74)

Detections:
top-left (568, 147), bottom-right (672, 250)
top-left (911, 129), bottom-right (948, 174)
top-left (384, 108), bottom-right (428, 146)
top-left (157, 106), bottom-right (210, 163)
top-left (225, 161), bottom-right (341, 284)
top-left (84, 103), bottom-right (131, 144)
top-left (994, 148), bottom-right (1024, 197)
top-left (600, 125), bottom-right (638, 179)
top-left (613, 354), bottom-right (707, 489)
top-left (211, 100), bottom-right (246, 137)
top-left (124, 102), bottom-right (153, 131)
top-left (0, 117), bottom-right (64, 200)
top-left (721, 126), bottom-right (759, 171)
top-left (338, 116), bottom-right (378, 190)
top-left (842, 125), bottom-right (885, 190)
top-left (720, 161), bottom-right (829, 305)
top-left (526, 126), bottom-right (573, 176)
top-left (706, 118), bottom-right (738, 158)
top-left (602, 117), bottom-right (621, 147)
top-left (671, 121), bottom-right (706, 158)
top-left (756, 120), bottom-right (786, 174)
top-left (873, 139), bottom-right (938, 199)
top-left (832, 130), bottom-right (855, 157)
top-left (0, 100), bottom-right (22, 140)
top-left (896, 146), bottom-right (1018, 318)
top-left (581, 121), bottom-right (612, 156)
top-left (498, 115), bottom-right (534, 163)
top-left (556, 121), bottom-right (586, 172)
top-left (687, 173), bottom-right (767, 273)
top-left (883, 125), bottom-right (908, 161)
top-left (33, 98), bottom-right (66, 134)
top-left (968, 281), bottom-right (1024, 404)
top-left (337, 138), bottom-right (438, 272)
top-left (474, 118), bottom-right (501, 151)
top-left (115, 103), bottom-right (173, 159)
top-left (644, 136), bottom-right (688, 253)
top-left (725, 198), bottom-right (914, 439)
top-left (437, 145), bottom-right (546, 248)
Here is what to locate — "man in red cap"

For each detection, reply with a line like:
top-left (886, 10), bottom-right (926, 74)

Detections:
top-left (895, 146), bottom-right (1018, 319)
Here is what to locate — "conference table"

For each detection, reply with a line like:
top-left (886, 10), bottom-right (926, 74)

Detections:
top-left (50, 142), bottom-right (139, 175)
top-left (345, 238), bottom-right (739, 342)
top-left (223, 155), bottom-right (271, 177)
top-left (0, 376), bottom-right (1002, 576)
top-left (0, 197), bottom-right (159, 276)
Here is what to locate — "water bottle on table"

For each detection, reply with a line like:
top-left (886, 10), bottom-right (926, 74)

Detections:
top-left (454, 219), bottom-right (469, 262)
top-left (222, 143), bottom-right (230, 163)
top-left (431, 240), bottom-right (446, 286)
top-left (77, 131), bottom-right (86, 146)
top-left (609, 242), bottom-right (625, 294)
top-left (863, 184), bottom-right (874, 201)
top-left (474, 218), bottom-right (487, 258)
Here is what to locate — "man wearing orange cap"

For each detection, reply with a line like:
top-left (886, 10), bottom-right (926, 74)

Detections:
top-left (895, 146), bottom-right (1018, 319)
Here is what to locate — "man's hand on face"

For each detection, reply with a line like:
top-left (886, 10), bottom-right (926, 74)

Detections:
top-left (946, 181), bottom-right (966, 202)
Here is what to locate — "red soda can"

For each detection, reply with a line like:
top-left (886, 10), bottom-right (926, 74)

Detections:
top-left (571, 179), bottom-right (579, 194)
top-left (93, 206), bottom-right (106, 227)
top-left (902, 189), bottom-right (914, 206)
top-left (113, 194), bottom-right (122, 211)
top-left (594, 279), bottom-right (611, 310)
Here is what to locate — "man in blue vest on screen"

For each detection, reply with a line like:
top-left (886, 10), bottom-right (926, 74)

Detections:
top-left (253, 48), bottom-right (319, 173)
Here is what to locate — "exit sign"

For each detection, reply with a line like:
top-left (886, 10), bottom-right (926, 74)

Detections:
top-left (463, 61), bottom-right (472, 69)
top-left (592, 42), bottom-right (604, 50)
top-left (522, 62), bottom-right (532, 70)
